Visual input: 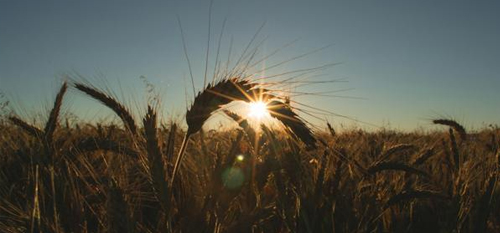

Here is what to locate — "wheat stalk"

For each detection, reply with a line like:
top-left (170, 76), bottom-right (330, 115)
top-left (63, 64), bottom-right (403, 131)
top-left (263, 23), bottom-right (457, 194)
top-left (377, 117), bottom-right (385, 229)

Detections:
top-left (143, 105), bottom-right (170, 213)
top-left (74, 83), bottom-right (137, 135)
top-left (9, 83), bottom-right (68, 232)
top-left (314, 150), bottom-right (328, 200)
top-left (448, 128), bottom-right (460, 171)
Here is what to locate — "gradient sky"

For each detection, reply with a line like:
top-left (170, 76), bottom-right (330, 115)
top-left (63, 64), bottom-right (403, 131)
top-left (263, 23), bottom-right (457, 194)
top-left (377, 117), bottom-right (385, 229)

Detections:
top-left (1, 0), bottom-right (499, 131)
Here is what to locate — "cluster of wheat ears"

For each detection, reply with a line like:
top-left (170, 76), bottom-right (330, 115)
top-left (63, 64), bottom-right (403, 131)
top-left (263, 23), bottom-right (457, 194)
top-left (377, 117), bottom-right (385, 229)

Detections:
top-left (1, 73), bottom-right (499, 232)
top-left (1, 76), bottom-right (318, 231)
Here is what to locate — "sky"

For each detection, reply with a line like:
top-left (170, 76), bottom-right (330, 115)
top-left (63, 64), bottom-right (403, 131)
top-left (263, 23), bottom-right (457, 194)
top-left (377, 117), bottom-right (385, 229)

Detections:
top-left (1, 0), bottom-right (499, 131)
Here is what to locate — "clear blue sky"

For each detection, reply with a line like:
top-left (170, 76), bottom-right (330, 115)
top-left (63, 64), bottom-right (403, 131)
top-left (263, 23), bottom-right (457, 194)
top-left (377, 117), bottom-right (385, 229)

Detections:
top-left (1, 0), bottom-right (499, 131)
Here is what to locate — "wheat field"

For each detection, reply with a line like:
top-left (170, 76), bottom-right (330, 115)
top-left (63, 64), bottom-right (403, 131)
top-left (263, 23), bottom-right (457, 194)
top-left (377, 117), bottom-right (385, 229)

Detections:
top-left (0, 79), bottom-right (499, 233)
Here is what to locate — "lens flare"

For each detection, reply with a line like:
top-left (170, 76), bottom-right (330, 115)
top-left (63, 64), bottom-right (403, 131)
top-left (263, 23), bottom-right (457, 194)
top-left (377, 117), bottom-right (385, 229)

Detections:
top-left (221, 167), bottom-right (245, 189)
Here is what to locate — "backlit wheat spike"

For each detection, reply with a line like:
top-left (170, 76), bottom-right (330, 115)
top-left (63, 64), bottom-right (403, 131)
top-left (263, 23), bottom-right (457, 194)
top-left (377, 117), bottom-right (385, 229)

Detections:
top-left (433, 119), bottom-right (467, 141)
top-left (143, 105), bottom-right (170, 213)
top-left (165, 123), bottom-right (177, 162)
top-left (327, 122), bottom-right (336, 137)
top-left (267, 100), bottom-right (317, 149)
top-left (223, 109), bottom-right (256, 143)
top-left (185, 78), bottom-right (256, 135)
top-left (8, 116), bottom-right (43, 138)
top-left (171, 78), bottom-right (256, 185)
top-left (44, 82), bottom-right (67, 145)
top-left (74, 83), bottom-right (137, 135)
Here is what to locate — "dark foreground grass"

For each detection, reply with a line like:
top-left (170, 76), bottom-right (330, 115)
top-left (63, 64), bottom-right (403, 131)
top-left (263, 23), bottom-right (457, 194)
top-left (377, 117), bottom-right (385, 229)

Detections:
top-left (1, 118), bottom-right (499, 232)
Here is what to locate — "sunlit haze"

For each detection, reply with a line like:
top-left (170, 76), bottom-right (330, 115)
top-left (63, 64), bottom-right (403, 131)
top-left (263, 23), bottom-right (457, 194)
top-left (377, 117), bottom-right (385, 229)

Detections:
top-left (247, 101), bottom-right (270, 120)
top-left (1, 0), bottom-right (499, 131)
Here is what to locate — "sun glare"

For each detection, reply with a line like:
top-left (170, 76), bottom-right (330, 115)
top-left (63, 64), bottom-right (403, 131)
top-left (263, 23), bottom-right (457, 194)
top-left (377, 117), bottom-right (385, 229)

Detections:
top-left (247, 101), bottom-right (270, 119)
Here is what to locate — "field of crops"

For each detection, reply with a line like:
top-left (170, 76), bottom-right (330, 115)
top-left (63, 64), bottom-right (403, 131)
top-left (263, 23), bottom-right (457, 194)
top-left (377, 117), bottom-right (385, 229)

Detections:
top-left (0, 81), bottom-right (499, 233)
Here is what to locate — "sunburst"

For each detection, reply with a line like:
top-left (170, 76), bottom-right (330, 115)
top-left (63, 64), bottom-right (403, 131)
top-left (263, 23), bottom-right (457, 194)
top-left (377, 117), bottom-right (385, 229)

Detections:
top-left (247, 101), bottom-right (270, 119)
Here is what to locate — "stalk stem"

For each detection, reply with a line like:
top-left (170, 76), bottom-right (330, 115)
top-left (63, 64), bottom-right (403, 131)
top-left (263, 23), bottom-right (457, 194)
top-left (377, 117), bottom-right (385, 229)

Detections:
top-left (171, 132), bottom-right (191, 185)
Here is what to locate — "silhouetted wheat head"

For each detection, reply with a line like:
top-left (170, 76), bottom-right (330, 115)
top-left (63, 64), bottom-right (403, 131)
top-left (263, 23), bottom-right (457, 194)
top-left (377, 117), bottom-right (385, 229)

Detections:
top-left (223, 109), bottom-right (256, 143)
top-left (74, 82), bottom-right (137, 135)
top-left (185, 78), bottom-right (258, 135)
top-left (172, 77), bottom-right (258, 184)
top-left (267, 100), bottom-right (317, 149)
top-left (433, 119), bottom-right (467, 141)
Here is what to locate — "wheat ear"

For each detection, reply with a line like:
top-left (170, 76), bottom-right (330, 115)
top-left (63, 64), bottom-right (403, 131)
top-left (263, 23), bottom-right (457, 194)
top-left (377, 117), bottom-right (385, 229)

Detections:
top-left (143, 105), bottom-right (170, 213)
top-left (9, 116), bottom-right (43, 137)
top-left (74, 83), bottom-right (137, 135)
top-left (171, 78), bottom-right (256, 185)
top-left (267, 100), bottom-right (317, 149)
top-left (44, 82), bottom-right (67, 145)
top-left (433, 119), bottom-right (467, 141)
top-left (223, 109), bottom-right (256, 143)
top-left (326, 122), bottom-right (336, 137)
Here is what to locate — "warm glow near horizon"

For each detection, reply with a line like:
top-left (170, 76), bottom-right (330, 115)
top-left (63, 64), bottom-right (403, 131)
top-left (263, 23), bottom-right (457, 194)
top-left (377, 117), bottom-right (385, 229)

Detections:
top-left (1, 1), bottom-right (499, 130)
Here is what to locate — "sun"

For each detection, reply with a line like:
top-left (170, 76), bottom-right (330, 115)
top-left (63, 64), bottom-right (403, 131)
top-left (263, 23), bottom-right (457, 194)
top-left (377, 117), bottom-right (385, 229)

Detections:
top-left (247, 101), bottom-right (270, 119)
